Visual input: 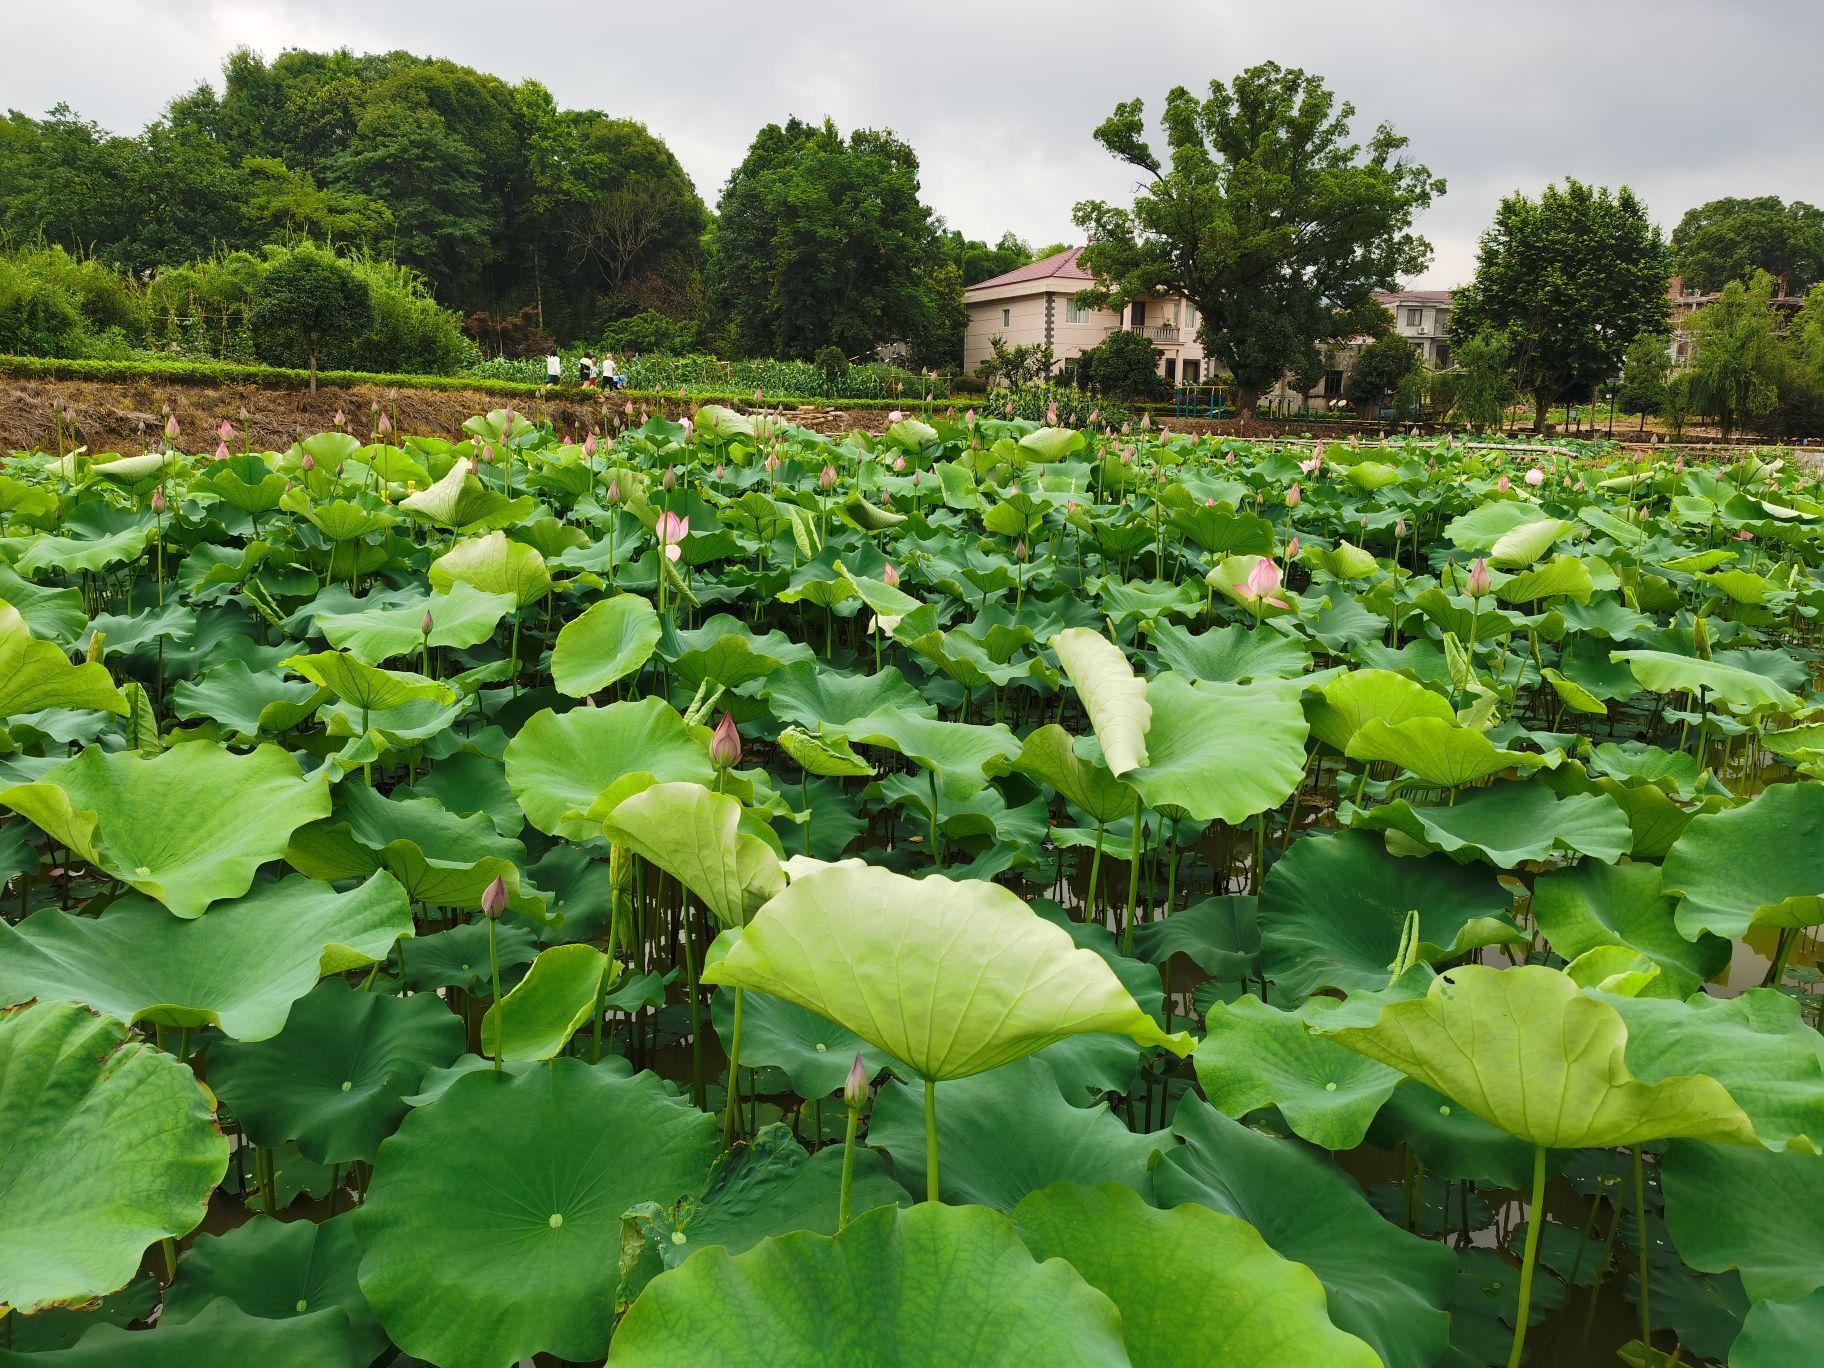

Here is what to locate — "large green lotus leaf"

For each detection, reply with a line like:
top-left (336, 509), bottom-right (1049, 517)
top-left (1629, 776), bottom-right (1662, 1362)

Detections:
top-left (704, 863), bottom-right (1190, 1080)
top-left (12, 525), bottom-right (149, 577)
top-left (1012, 1181), bottom-right (1378, 1368)
top-left (1346, 716), bottom-right (1546, 789)
top-left (1488, 515), bottom-right (1574, 568)
top-left (1155, 1101), bottom-right (1454, 1368)
top-left (832, 710), bottom-right (1020, 801)
top-left (1130, 894), bottom-right (1259, 982)
top-left (1342, 778), bottom-right (1631, 866)
top-left (210, 980), bottom-right (464, 1164)
top-left (0, 871), bottom-right (411, 1040)
top-left (315, 582), bottom-right (516, 663)
top-left (0, 1001), bottom-right (228, 1314)
top-left (163, 1213), bottom-right (381, 1360)
top-left (709, 987), bottom-right (906, 1098)
top-left (1661, 1141), bottom-right (1824, 1303)
top-left (776, 725), bottom-right (873, 778)
top-left (660, 614), bottom-right (812, 689)
top-left (1196, 995), bottom-right (1401, 1149)
top-left (283, 650), bottom-right (455, 713)
top-left (550, 593), bottom-right (661, 697)
top-left (1610, 649), bottom-right (1799, 713)
top-left (480, 943), bottom-right (611, 1063)
top-left (1495, 552), bottom-right (1595, 603)
top-left (0, 1297), bottom-right (356, 1367)
top-left (1594, 988), bottom-right (1824, 1153)
top-left (404, 917), bottom-right (537, 994)
top-left (630, 1123), bottom-right (907, 1270)
top-left (398, 461), bottom-right (534, 531)
top-left (355, 1060), bottom-right (717, 1368)
top-left (428, 530), bottom-right (552, 606)
top-left (0, 601), bottom-right (125, 720)
top-left (1366, 1080), bottom-right (1544, 1189)
top-left (169, 660), bottom-right (324, 738)
top-left (601, 782), bottom-right (783, 929)
top-left (1730, 1289), bottom-right (1824, 1368)
top-left (1306, 668), bottom-right (1454, 753)
top-left (610, 1199), bottom-right (1127, 1368)
top-left (1318, 964), bottom-right (1756, 1148)
top-left (1005, 723), bottom-right (1135, 824)
top-left (1148, 620), bottom-right (1311, 682)
top-left (1051, 626), bottom-right (1149, 775)
top-left (0, 565), bottom-right (85, 644)
top-left (1128, 673), bottom-right (1309, 823)
top-left (1532, 860), bottom-right (1729, 993)
top-left (0, 742), bottom-right (331, 919)
top-left (762, 661), bottom-right (933, 728)
top-left (505, 698), bottom-right (713, 839)
top-left (1260, 830), bottom-right (1520, 1002)
top-left (869, 1056), bottom-right (1164, 1207)
top-left (1663, 782), bottom-right (1824, 938)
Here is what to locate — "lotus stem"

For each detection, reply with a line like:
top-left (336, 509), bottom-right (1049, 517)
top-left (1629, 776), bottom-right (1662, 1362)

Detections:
top-left (721, 988), bottom-right (746, 1147)
top-left (1633, 1145), bottom-right (1651, 1346)
top-left (923, 1076), bottom-right (940, 1203)
top-left (487, 917), bottom-right (502, 1071)
top-left (679, 901), bottom-right (705, 1109)
top-left (1507, 1143), bottom-right (1548, 1368)
top-left (1121, 793), bottom-right (1143, 955)
top-left (838, 1098), bottom-right (861, 1228)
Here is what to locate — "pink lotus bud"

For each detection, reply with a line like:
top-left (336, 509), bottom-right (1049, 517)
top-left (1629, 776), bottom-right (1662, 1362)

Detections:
top-left (882, 562), bottom-right (900, 588)
top-left (583, 432), bottom-right (597, 457)
top-left (888, 410), bottom-right (904, 423)
top-left (1015, 539), bottom-right (1028, 561)
top-left (681, 418), bottom-right (693, 439)
top-left (301, 453), bottom-right (315, 472)
top-left (378, 412), bottom-right (393, 436)
top-left (911, 471), bottom-right (921, 487)
top-left (334, 409), bottom-right (346, 428)
top-left (1396, 518), bottom-right (1407, 537)
top-left (480, 444), bottom-right (495, 464)
top-left (1204, 497), bottom-right (1216, 507)
top-left (893, 455), bottom-right (907, 472)
top-left (214, 441), bottom-right (230, 460)
top-left (482, 875), bottom-right (509, 920)
top-left (605, 479), bottom-right (621, 505)
top-left (1045, 401), bottom-right (1058, 425)
top-left (421, 610), bottom-right (435, 635)
top-left (1285, 536), bottom-right (1301, 559)
top-left (662, 466), bottom-right (677, 492)
top-left (150, 487), bottom-right (166, 515)
top-left (164, 414), bottom-right (179, 439)
top-left (1524, 467), bottom-right (1544, 488)
top-left (715, 463), bottom-right (726, 481)
top-left (1244, 556), bottom-right (1286, 607)
top-left (710, 712), bottom-right (742, 767)
top-left (1088, 408), bottom-right (1100, 424)
top-left (755, 388), bottom-right (764, 403)
top-left (844, 1053), bottom-right (869, 1109)
top-left (1286, 482), bottom-right (1302, 507)
top-left (1466, 557), bottom-right (1492, 597)
top-left (1496, 473), bottom-right (1510, 492)
top-left (964, 409), bottom-right (976, 424)
top-left (764, 452), bottom-right (780, 473)
top-left (218, 418), bottom-right (234, 441)
top-left (820, 464), bottom-right (837, 490)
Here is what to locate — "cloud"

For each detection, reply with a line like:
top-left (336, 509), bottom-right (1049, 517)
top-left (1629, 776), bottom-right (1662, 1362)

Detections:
top-left (7, 0), bottom-right (1820, 287)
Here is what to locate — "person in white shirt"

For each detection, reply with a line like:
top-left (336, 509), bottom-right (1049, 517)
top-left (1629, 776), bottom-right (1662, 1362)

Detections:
top-left (545, 353), bottom-right (562, 385)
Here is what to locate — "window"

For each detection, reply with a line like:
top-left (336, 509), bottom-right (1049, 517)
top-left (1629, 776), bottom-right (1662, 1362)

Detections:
top-left (1185, 305), bottom-right (1198, 330)
top-left (1171, 301), bottom-right (1182, 327)
top-left (1323, 369), bottom-right (1343, 399)
top-left (1130, 300), bottom-right (1147, 326)
top-left (1164, 357), bottom-right (1177, 382)
top-left (1435, 344), bottom-right (1451, 369)
top-left (1065, 300), bottom-right (1090, 325)
top-left (1406, 307), bottom-right (1423, 327)
top-left (1435, 309), bottom-right (1450, 335)
top-left (1001, 308), bottom-right (1011, 328)
top-left (1182, 359), bottom-right (1200, 385)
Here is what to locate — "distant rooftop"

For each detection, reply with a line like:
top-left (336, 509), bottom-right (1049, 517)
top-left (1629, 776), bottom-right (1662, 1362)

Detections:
top-left (1375, 289), bottom-right (1455, 306)
top-left (966, 246), bottom-right (1093, 292)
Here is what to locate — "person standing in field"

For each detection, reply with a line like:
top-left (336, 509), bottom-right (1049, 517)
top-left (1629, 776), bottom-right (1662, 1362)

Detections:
top-left (600, 352), bottom-right (619, 391)
top-left (579, 354), bottom-right (595, 387)
top-left (545, 352), bottom-right (562, 386)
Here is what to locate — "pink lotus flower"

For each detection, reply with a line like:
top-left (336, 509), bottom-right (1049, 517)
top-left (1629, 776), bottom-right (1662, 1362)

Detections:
top-left (1299, 453), bottom-right (1322, 476)
top-left (1204, 497), bottom-right (1216, 507)
top-left (422, 610), bottom-right (435, 636)
top-left (681, 417), bottom-right (694, 439)
top-left (583, 433), bottom-right (597, 457)
top-left (605, 479), bottom-right (621, 504)
top-left (150, 487), bottom-right (166, 515)
top-left (213, 441), bottom-right (229, 460)
top-left (218, 418), bottom-right (234, 441)
top-left (892, 455), bottom-right (907, 472)
top-left (711, 712), bottom-right (742, 767)
top-left (1524, 467), bottom-right (1545, 487)
top-left (1286, 482), bottom-right (1302, 508)
top-left (888, 410), bottom-right (904, 423)
top-left (334, 409), bottom-right (346, 428)
top-left (1242, 556), bottom-right (1290, 610)
top-left (656, 511), bottom-right (689, 562)
top-left (1735, 528), bottom-right (1753, 541)
top-left (378, 412), bottom-right (393, 436)
top-left (754, 388), bottom-right (764, 403)
top-left (1466, 557), bottom-right (1492, 597)
top-left (964, 409), bottom-right (976, 424)
top-left (819, 464), bottom-right (838, 490)
top-left (1497, 473), bottom-right (1511, 492)
top-left (1285, 536), bottom-right (1301, 559)
top-left (764, 453), bottom-right (780, 473)
top-left (164, 414), bottom-right (179, 439)
top-left (480, 444), bottom-right (495, 464)
top-left (1396, 518), bottom-right (1407, 537)
top-left (882, 562), bottom-right (900, 588)
top-left (1045, 401), bottom-right (1058, 426)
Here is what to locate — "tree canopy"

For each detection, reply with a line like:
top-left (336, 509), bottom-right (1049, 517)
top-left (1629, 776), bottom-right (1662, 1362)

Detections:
top-left (1071, 62), bottom-right (1443, 415)
top-left (1450, 179), bottom-right (1670, 429)
top-left (1671, 196), bottom-right (1824, 296)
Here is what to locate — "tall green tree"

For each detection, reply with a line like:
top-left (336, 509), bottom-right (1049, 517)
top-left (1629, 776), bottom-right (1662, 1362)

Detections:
top-left (707, 118), bottom-right (945, 361)
top-left (1685, 272), bottom-right (1785, 439)
top-left (1343, 330), bottom-right (1419, 412)
top-left (1440, 331), bottom-right (1517, 431)
top-left (1071, 62), bottom-right (1443, 417)
top-left (1671, 197), bottom-right (1824, 296)
top-left (1451, 180), bottom-right (1670, 430)
top-left (248, 242), bottom-right (372, 388)
top-left (1615, 330), bottom-right (1673, 434)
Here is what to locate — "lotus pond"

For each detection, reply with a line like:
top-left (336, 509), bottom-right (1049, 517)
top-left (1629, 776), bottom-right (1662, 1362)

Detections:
top-left (0, 406), bottom-right (1822, 1367)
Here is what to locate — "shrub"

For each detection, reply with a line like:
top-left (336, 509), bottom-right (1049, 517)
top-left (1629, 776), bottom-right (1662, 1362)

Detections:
top-left (814, 345), bottom-right (850, 390)
top-left (249, 243), bottom-right (373, 388)
top-left (1073, 329), bottom-right (1171, 401)
top-left (601, 310), bottom-right (700, 356)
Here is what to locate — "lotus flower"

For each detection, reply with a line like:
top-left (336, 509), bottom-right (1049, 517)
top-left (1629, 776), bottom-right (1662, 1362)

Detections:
top-left (1287, 482), bottom-right (1302, 508)
top-left (1242, 556), bottom-right (1290, 610)
top-left (882, 562), bottom-right (900, 588)
top-left (605, 479), bottom-right (622, 505)
top-left (1299, 453), bottom-right (1322, 476)
top-left (711, 712), bottom-right (742, 768)
top-left (764, 452), bottom-right (780, 473)
top-left (334, 410), bottom-right (346, 428)
top-left (964, 409), bottom-right (976, 424)
top-left (301, 453), bottom-right (315, 473)
top-left (421, 610), bottom-right (435, 636)
top-left (911, 471), bottom-right (921, 487)
top-left (480, 444), bottom-right (495, 465)
top-left (482, 875), bottom-right (509, 920)
top-left (218, 418), bottom-right (234, 441)
top-left (681, 417), bottom-right (694, 440)
top-left (1015, 539), bottom-right (1028, 561)
top-left (150, 487), bottom-right (166, 515)
top-left (1466, 557), bottom-right (1492, 597)
top-left (214, 440), bottom-right (229, 460)
top-left (1498, 473), bottom-right (1511, 492)
top-left (1285, 536), bottom-right (1301, 559)
top-left (714, 463), bottom-right (726, 481)
top-left (657, 511), bottom-right (689, 562)
top-left (1524, 466), bottom-right (1544, 488)
top-left (164, 414), bottom-right (179, 440)
top-left (378, 412), bottom-right (393, 436)
top-left (1046, 401), bottom-right (1058, 426)
top-left (819, 464), bottom-right (838, 491)
top-left (755, 388), bottom-right (764, 403)
top-left (892, 455), bottom-right (907, 472)
top-left (888, 410), bottom-right (904, 423)
top-left (583, 432), bottom-right (597, 457)
top-left (844, 1053), bottom-right (869, 1109)
top-left (1396, 518), bottom-right (1408, 537)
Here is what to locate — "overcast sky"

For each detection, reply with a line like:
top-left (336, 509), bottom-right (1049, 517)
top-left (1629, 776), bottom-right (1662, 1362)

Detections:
top-left (7, 0), bottom-right (1820, 287)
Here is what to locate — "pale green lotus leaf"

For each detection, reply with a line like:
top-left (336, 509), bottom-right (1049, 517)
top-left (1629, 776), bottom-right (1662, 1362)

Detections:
top-left (504, 699), bottom-right (714, 839)
top-left (601, 782), bottom-right (783, 929)
top-left (550, 594), bottom-right (661, 697)
top-left (1128, 674), bottom-right (1308, 823)
top-left (1610, 650), bottom-right (1799, 713)
top-left (1664, 782), bottom-right (1824, 938)
top-left (1346, 716), bottom-right (1547, 789)
top-left (428, 530), bottom-right (552, 607)
top-left (480, 944), bottom-right (612, 1063)
top-left (0, 601), bottom-right (125, 720)
top-left (1051, 626), bottom-right (1149, 775)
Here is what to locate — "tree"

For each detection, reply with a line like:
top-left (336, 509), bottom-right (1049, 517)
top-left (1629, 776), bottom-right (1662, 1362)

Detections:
top-left (1685, 272), bottom-right (1784, 439)
top-left (1671, 197), bottom-right (1824, 296)
top-left (1073, 328), bottom-right (1170, 400)
top-left (707, 118), bottom-right (945, 360)
top-left (1440, 331), bottom-right (1517, 431)
top-left (1451, 180), bottom-right (1670, 431)
top-left (1071, 63), bottom-right (1443, 417)
top-left (1343, 331), bottom-right (1419, 412)
top-left (1615, 330), bottom-right (1672, 433)
top-left (248, 242), bottom-right (372, 388)
top-left (978, 335), bottom-right (1054, 388)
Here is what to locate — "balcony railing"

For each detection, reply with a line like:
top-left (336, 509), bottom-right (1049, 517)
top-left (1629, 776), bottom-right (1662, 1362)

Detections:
top-left (1108, 323), bottom-right (1180, 343)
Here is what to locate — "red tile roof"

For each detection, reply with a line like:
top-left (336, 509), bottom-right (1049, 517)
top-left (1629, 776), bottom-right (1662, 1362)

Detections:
top-left (966, 246), bottom-right (1093, 293)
